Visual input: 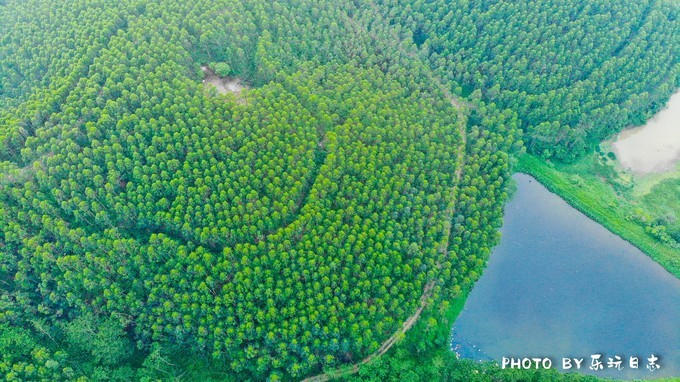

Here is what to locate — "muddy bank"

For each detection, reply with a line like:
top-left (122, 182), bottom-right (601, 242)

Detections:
top-left (613, 91), bottom-right (680, 176)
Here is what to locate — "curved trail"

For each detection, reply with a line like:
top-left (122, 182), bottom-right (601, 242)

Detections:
top-left (302, 5), bottom-right (468, 381)
top-left (302, 281), bottom-right (436, 382)
top-left (302, 86), bottom-right (466, 382)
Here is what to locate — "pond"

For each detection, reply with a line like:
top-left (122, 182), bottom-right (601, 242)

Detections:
top-left (451, 173), bottom-right (680, 379)
top-left (613, 91), bottom-right (680, 176)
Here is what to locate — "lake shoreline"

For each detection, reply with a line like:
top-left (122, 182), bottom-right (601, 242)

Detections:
top-left (450, 173), bottom-right (680, 379)
top-left (515, 154), bottom-right (679, 279)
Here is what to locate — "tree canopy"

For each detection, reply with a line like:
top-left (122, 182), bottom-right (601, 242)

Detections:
top-left (0, 0), bottom-right (675, 380)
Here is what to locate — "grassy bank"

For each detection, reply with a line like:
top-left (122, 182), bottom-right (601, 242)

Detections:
top-left (516, 154), bottom-right (679, 278)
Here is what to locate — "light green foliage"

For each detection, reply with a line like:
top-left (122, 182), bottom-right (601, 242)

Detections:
top-left (212, 62), bottom-right (232, 77)
top-left (0, 1), bottom-right (482, 379)
top-left (0, 0), bottom-right (675, 380)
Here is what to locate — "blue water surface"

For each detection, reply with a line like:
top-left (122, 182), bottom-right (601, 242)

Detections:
top-left (451, 173), bottom-right (680, 379)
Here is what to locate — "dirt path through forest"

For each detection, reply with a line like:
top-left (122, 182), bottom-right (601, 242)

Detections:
top-left (302, 90), bottom-right (466, 382)
top-left (301, 4), bottom-right (468, 381)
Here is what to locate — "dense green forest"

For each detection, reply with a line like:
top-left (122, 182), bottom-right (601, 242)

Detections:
top-left (378, 0), bottom-right (679, 160)
top-left (0, 0), bottom-right (677, 380)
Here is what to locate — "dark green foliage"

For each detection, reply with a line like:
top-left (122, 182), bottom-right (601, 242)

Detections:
top-left (62, 314), bottom-right (133, 369)
top-left (378, 0), bottom-right (679, 161)
top-left (0, 324), bottom-right (73, 381)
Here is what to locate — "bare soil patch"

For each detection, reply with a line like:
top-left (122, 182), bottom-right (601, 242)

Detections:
top-left (201, 65), bottom-right (247, 96)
